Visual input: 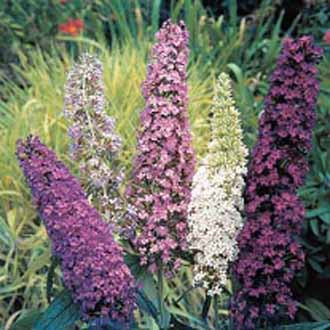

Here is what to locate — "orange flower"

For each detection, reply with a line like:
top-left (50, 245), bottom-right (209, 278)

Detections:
top-left (59, 19), bottom-right (84, 36)
top-left (324, 30), bottom-right (330, 44)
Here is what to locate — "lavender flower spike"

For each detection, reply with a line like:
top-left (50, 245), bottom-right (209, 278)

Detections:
top-left (16, 136), bottom-right (136, 322)
top-left (64, 53), bottom-right (124, 225)
top-left (231, 37), bottom-right (323, 329)
top-left (125, 20), bottom-right (195, 275)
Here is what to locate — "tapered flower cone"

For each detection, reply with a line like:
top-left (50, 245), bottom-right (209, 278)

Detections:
top-left (231, 36), bottom-right (323, 329)
top-left (124, 20), bottom-right (195, 276)
top-left (64, 54), bottom-right (124, 226)
top-left (16, 136), bottom-right (136, 323)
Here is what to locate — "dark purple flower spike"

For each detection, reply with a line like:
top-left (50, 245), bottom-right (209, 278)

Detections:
top-left (231, 36), bottom-right (323, 329)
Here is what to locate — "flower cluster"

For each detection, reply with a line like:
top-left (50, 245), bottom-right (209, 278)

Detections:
top-left (59, 18), bottom-right (84, 36)
top-left (16, 136), bottom-right (136, 322)
top-left (64, 53), bottom-right (124, 225)
top-left (187, 73), bottom-right (247, 296)
top-left (124, 20), bottom-right (195, 275)
top-left (231, 37), bottom-right (323, 329)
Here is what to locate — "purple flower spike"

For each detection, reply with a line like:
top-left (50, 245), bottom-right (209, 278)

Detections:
top-left (124, 20), bottom-right (195, 275)
top-left (16, 136), bottom-right (136, 323)
top-left (231, 37), bottom-right (323, 329)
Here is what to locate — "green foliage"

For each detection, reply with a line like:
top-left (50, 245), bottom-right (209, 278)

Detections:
top-left (299, 1), bottom-right (330, 41)
top-left (34, 289), bottom-right (80, 330)
top-left (304, 298), bottom-right (330, 322)
top-left (11, 290), bottom-right (79, 330)
top-left (284, 321), bottom-right (330, 330)
top-left (298, 52), bottom-right (330, 314)
top-left (0, 1), bottom-right (91, 80)
top-left (11, 310), bottom-right (42, 330)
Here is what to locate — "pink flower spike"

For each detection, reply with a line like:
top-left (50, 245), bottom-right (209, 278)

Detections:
top-left (123, 20), bottom-right (195, 276)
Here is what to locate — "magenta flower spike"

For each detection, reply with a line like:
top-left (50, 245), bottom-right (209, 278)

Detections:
top-left (16, 136), bottom-right (136, 323)
top-left (124, 20), bottom-right (195, 275)
top-left (231, 37), bottom-right (323, 329)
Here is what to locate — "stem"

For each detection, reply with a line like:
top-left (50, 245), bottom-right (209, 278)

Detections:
top-left (46, 256), bottom-right (59, 303)
top-left (201, 294), bottom-right (212, 320)
top-left (102, 185), bottom-right (110, 220)
top-left (82, 72), bottom-right (97, 143)
top-left (157, 262), bottom-right (165, 329)
top-left (174, 285), bottom-right (196, 304)
top-left (214, 294), bottom-right (220, 330)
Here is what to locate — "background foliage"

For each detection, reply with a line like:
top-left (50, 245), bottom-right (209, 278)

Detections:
top-left (0, 0), bottom-right (330, 328)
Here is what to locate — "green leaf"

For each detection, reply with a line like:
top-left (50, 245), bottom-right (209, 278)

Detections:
top-left (326, 229), bottom-right (330, 244)
top-left (35, 289), bottom-right (80, 330)
top-left (47, 256), bottom-right (59, 303)
top-left (124, 253), bottom-right (148, 281)
top-left (201, 295), bottom-right (212, 320)
top-left (227, 63), bottom-right (244, 84)
top-left (310, 219), bottom-right (320, 236)
top-left (306, 207), bottom-right (330, 219)
top-left (136, 289), bottom-right (159, 324)
top-left (308, 258), bottom-right (323, 273)
top-left (284, 321), bottom-right (330, 329)
top-left (166, 305), bottom-right (207, 328)
top-left (226, 0), bottom-right (237, 31)
top-left (306, 298), bottom-right (330, 321)
top-left (12, 310), bottom-right (42, 330)
top-left (160, 306), bottom-right (171, 330)
top-left (320, 212), bottom-right (330, 224)
top-left (151, 0), bottom-right (162, 35)
top-left (142, 273), bottom-right (158, 304)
